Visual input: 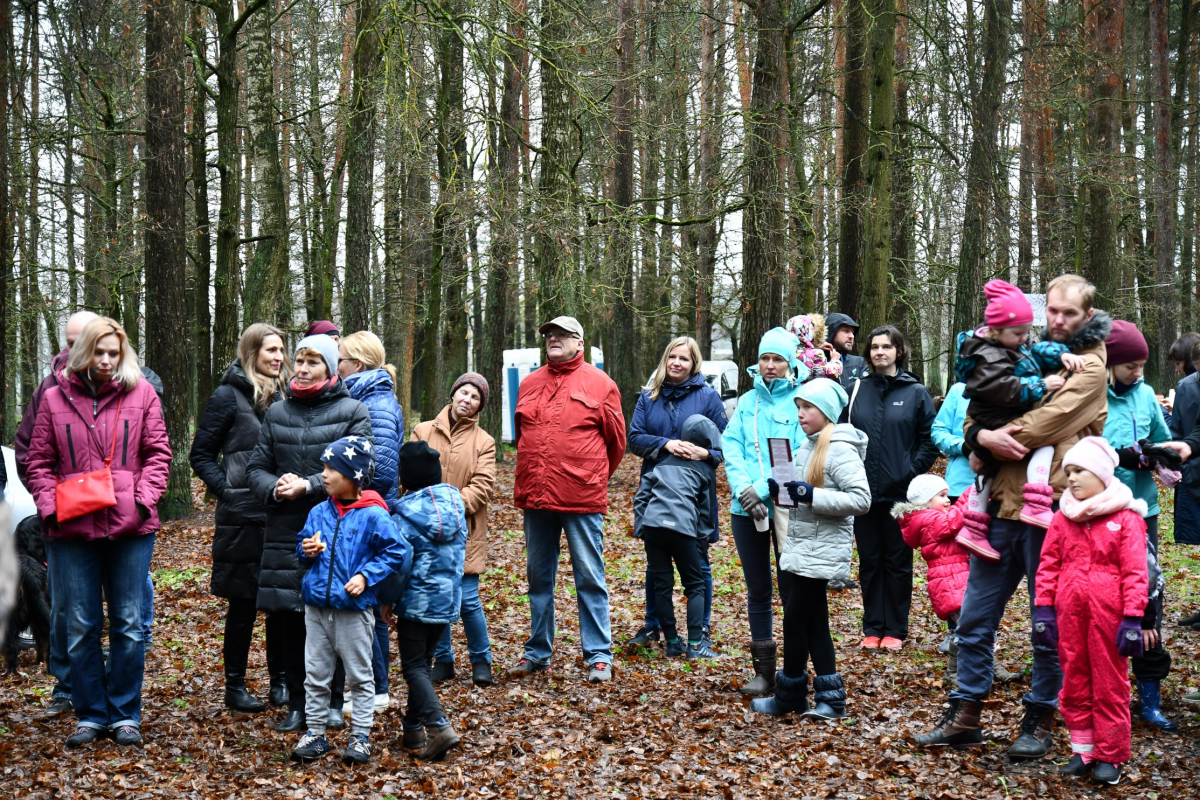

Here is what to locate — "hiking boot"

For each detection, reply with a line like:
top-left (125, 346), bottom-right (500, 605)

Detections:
top-left (1059, 754), bottom-right (1090, 777)
top-left (507, 658), bottom-right (549, 677)
top-left (1018, 483), bottom-right (1055, 530)
top-left (750, 672), bottom-right (808, 716)
top-left (664, 638), bottom-right (687, 658)
top-left (327, 707), bottom-right (345, 729)
top-left (1183, 689), bottom-right (1200, 705)
top-left (993, 658), bottom-right (1020, 684)
top-left (1091, 761), bottom-right (1121, 785)
top-left (431, 661), bottom-right (456, 684)
top-left (860, 636), bottom-right (881, 649)
top-left (224, 673), bottom-right (267, 713)
top-left (627, 625), bottom-right (661, 649)
top-left (1136, 680), bottom-right (1178, 732)
top-left (947, 640), bottom-right (958, 690)
top-left (740, 640), bottom-right (777, 696)
top-left (417, 724), bottom-right (461, 761)
top-left (687, 640), bottom-right (719, 660)
top-left (471, 662), bottom-right (494, 687)
top-left (65, 726), bottom-right (103, 749)
top-left (938, 635), bottom-right (952, 655)
top-left (402, 725), bottom-right (427, 749)
top-left (913, 698), bottom-right (984, 747)
top-left (803, 673), bottom-right (846, 720)
top-left (1007, 702), bottom-right (1056, 759)
top-left (112, 725), bottom-right (142, 746)
top-left (588, 662), bottom-right (612, 683)
top-left (43, 695), bottom-right (73, 717)
top-left (290, 732), bottom-right (330, 762)
top-left (342, 734), bottom-right (372, 765)
top-left (276, 708), bottom-right (306, 732)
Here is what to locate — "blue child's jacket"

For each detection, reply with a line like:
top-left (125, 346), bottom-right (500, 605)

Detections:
top-left (393, 483), bottom-right (468, 624)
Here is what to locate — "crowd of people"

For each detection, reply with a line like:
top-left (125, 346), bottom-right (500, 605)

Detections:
top-left (9, 272), bottom-right (1200, 784)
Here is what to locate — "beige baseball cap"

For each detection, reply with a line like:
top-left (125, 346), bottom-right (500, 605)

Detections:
top-left (538, 315), bottom-right (585, 339)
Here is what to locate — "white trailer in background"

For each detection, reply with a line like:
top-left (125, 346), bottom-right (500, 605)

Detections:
top-left (501, 347), bottom-right (605, 444)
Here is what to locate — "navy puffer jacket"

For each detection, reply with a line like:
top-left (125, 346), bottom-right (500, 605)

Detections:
top-left (344, 369), bottom-right (403, 509)
top-left (627, 372), bottom-right (728, 476)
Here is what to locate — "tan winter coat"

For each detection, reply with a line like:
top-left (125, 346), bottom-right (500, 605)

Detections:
top-left (411, 405), bottom-right (496, 574)
top-left (967, 312), bottom-right (1111, 521)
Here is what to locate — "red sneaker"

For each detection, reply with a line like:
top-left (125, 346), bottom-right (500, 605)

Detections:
top-left (860, 636), bottom-right (881, 649)
top-left (880, 636), bottom-right (903, 650)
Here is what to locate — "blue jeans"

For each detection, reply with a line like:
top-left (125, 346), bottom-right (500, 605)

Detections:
top-left (521, 510), bottom-right (612, 666)
top-left (950, 516), bottom-right (1062, 708)
top-left (46, 541), bottom-right (72, 701)
top-left (643, 539), bottom-right (712, 630)
top-left (434, 573), bottom-right (493, 665)
top-left (47, 533), bottom-right (156, 730)
top-left (143, 573), bottom-right (155, 648)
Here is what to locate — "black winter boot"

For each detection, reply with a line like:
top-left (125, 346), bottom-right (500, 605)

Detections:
top-left (224, 670), bottom-right (267, 713)
top-left (1006, 702), bottom-right (1056, 759)
top-left (803, 673), bottom-right (846, 720)
top-left (276, 708), bottom-right (306, 732)
top-left (750, 672), bottom-right (808, 716)
top-left (739, 640), bottom-right (777, 696)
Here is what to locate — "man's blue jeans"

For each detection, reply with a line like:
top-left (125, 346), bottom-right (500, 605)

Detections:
top-left (434, 573), bottom-right (493, 665)
top-left (47, 533), bottom-right (156, 731)
top-left (521, 510), bottom-right (612, 667)
top-left (950, 516), bottom-right (1062, 708)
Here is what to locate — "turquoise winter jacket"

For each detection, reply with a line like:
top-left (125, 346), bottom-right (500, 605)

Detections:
top-left (931, 383), bottom-right (975, 498)
top-left (1103, 379), bottom-right (1171, 516)
top-left (722, 371), bottom-right (803, 516)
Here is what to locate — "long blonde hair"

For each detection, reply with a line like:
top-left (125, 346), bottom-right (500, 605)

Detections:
top-left (645, 336), bottom-right (703, 400)
top-left (797, 398), bottom-right (835, 487)
top-left (341, 330), bottom-right (398, 384)
top-left (65, 316), bottom-right (142, 391)
top-left (238, 323), bottom-right (290, 410)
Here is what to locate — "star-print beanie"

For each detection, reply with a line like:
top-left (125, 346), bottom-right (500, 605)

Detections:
top-left (321, 435), bottom-right (375, 487)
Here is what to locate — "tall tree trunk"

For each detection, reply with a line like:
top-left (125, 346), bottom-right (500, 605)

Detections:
top-left (0, 0), bottom-right (9, 438)
top-left (21, 3), bottom-right (41, 410)
top-left (343, 0), bottom-right (382, 332)
top-left (1146, 0), bottom-right (1175, 389)
top-left (891, 0), bottom-right (920, 375)
top-left (191, 3), bottom-right (214, 412)
top-left (145, 0), bottom-right (192, 520)
top-left (954, 0), bottom-right (1012, 342)
top-left (861, 0), bottom-right (896, 336)
top-left (696, 0), bottom-right (725, 357)
top-left (737, 0), bottom-right (787, 393)
top-left (1084, 0), bottom-right (1125, 308)
top-left (837, 0), bottom-right (869, 323)
top-left (242, 0), bottom-right (289, 326)
top-left (533, 0), bottom-right (573, 318)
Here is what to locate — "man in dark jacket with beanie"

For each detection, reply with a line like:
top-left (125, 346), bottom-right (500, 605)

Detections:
top-left (826, 313), bottom-right (868, 390)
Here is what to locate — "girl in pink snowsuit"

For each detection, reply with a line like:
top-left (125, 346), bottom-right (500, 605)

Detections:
top-left (1033, 436), bottom-right (1147, 786)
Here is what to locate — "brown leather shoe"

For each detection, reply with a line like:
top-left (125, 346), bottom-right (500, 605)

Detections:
top-left (913, 698), bottom-right (984, 747)
top-left (402, 726), bottom-right (426, 749)
top-left (417, 724), bottom-right (461, 761)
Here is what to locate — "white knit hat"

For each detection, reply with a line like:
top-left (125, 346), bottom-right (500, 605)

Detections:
top-left (906, 474), bottom-right (950, 506)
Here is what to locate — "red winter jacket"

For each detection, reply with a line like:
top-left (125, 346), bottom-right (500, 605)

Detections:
top-left (1035, 506), bottom-right (1148, 621)
top-left (513, 351), bottom-right (627, 514)
top-left (896, 494), bottom-right (970, 620)
top-left (25, 369), bottom-right (172, 541)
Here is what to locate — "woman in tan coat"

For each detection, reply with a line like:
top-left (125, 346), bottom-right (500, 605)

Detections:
top-left (412, 372), bottom-right (497, 686)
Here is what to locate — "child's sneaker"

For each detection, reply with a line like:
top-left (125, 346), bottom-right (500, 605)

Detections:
top-left (1019, 483), bottom-right (1055, 529)
top-left (686, 640), bottom-right (719, 660)
top-left (664, 638), bottom-right (687, 658)
top-left (342, 734), bottom-right (372, 765)
top-left (290, 732), bottom-right (330, 762)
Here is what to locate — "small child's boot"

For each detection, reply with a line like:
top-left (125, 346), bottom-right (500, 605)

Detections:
top-left (1018, 446), bottom-right (1055, 529)
top-left (956, 479), bottom-right (1001, 562)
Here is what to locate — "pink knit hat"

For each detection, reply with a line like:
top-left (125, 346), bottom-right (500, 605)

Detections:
top-left (984, 280), bottom-right (1034, 329)
top-left (1062, 436), bottom-right (1119, 486)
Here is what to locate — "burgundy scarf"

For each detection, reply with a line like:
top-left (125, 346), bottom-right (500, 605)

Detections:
top-left (290, 375), bottom-right (337, 399)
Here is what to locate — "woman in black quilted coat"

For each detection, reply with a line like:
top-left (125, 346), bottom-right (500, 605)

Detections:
top-left (245, 333), bottom-right (372, 732)
top-left (190, 324), bottom-right (289, 714)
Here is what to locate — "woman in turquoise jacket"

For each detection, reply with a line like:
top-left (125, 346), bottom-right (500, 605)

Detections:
top-left (930, 382), bottom-right (974, 500)
top-left (1102, 320), bottom-right (1177, 732)
top-left (721, 326), bottom-right (807, 696)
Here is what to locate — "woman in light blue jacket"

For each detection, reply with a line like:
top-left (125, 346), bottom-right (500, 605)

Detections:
top-left (721, 326), bottom-right (806, 696)
top-left (930, 382), bottom-right (974, 500)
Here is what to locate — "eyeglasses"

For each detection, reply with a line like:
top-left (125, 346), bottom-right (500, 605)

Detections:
top-left (338, 358), bottom-right (361, 365)
top-left (543, 331), bottom-right (579, 341)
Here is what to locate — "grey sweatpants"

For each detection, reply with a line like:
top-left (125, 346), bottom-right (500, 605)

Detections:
top-left (304, 606), bottom-right (376, 736)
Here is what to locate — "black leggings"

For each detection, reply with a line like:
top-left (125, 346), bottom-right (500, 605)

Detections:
top-left (730, 513), bottom-right (786, 642)
top-left (270, 610), bottom-right (307, 711)
top-left (779, 571), bottom-right (836, 679)
top-left (224, 597), bottom-right (282, 679)
top-left (396, 619), bottom-right (448, 729)
top-left (642, 526), bottom-right (707, 642)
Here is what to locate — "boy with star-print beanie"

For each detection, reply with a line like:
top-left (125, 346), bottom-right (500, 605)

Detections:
top-left (291, 435), bottom-right (408, 765)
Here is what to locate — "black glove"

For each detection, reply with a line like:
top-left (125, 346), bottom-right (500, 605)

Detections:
top-left (1141, 440), bottom-right (1183, 471)
top-left (1116, 446), bottom-right (1147, 471)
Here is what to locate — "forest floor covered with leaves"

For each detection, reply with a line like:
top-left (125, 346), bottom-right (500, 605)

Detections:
top-left (3, 454), bottom-right (1200, 798)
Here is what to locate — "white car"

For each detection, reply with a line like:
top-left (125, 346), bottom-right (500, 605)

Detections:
top-left (701, 360), bottom-right (741, 419)
top-left (3, 446), bottom-right (37, 535)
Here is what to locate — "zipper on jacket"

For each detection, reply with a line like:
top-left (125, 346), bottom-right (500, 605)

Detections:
top-left (122, 420), bottom-right (129, 465)
top-left (66, 424), bottom-right (77, 470)
top-left (324, 514), bottom-right (344, 606)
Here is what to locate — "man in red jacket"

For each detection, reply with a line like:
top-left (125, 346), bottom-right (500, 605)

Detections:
top-left (508, 316), bottom-right (626, 683)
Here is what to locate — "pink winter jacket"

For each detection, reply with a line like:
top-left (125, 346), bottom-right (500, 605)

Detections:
top-left (25, 369), bottom-right (172, 540)
top-left (895, 494), bottom-right (971, 620)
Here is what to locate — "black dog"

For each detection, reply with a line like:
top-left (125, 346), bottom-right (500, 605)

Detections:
top-left (3, 515), bottom-right (51, 674)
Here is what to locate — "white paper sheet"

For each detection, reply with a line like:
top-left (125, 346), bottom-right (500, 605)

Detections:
top-left (768, 438), bottom-right (796, 508)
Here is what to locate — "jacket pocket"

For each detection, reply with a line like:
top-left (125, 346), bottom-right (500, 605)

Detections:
top-left (66, 424), bottom-right (77, 471)
top-left (560, 456), bottom-right (605, 486)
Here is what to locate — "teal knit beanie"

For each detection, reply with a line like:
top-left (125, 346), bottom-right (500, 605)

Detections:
top-left (758, 327), bottom-right (801, 364)
top-left (796, 377), bottom-right (849, 423)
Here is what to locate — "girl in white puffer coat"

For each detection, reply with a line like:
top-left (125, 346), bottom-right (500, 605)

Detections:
top-left (754, 378), bottom-right (872, 719)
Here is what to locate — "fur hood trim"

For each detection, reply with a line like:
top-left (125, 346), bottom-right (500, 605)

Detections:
top-left (1046, 309), bottom-right (1112, 353)
top-left (890, 500), bottom-right (926, 520)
